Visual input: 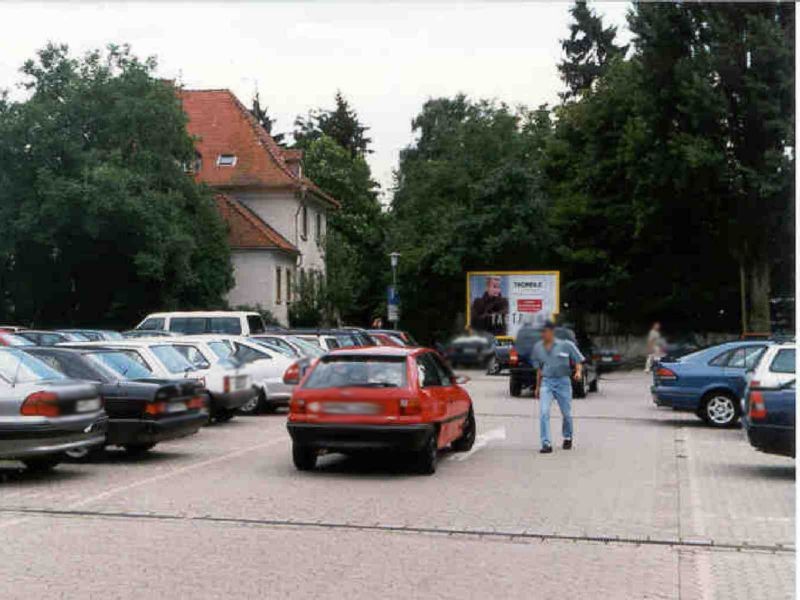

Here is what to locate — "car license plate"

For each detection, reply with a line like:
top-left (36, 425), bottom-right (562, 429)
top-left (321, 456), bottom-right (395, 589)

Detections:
top-left (322, 402), bottom-right (380, 415)
top-left (75, 398), bottom-right (101, 413)
top-left (602, 357), bottom-right (613, 362)
top-left (462, 348), bottom-right (477, 354)
top-left (165, 401), bottom-right (187, 413)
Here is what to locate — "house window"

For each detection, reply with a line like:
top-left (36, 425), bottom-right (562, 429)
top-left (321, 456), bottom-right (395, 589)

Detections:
top-left (301, 205), bottom-right (308, 240)
top-left (217, 154), bottom-right (237, 167)
top-left (316, 212), bottom-right (323, 244)
top-left (275, 267), bottom-right (282, 304)
top-left (286, 269), bottom-right (293, 303)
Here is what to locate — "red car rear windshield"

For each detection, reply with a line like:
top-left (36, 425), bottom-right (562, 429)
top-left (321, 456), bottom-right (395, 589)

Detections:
top-left (303, 356), bottom-right (408, 389)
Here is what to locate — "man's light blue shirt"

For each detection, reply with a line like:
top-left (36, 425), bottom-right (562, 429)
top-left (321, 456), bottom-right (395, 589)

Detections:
top-left (532, 339), bottom-right (585, 379)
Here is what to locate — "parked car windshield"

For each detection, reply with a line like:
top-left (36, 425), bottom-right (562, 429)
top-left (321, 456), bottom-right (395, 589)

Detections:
top-left (770, 348), bottom-right (796, 374)
top-left (251, 339), bottom-right (294, 358)
top-left (303, 356), bottom-right (408, 389)
top-left (0, 348), bottom-right (66, 383)
top-left (334, 335), bottom-right (358, 348)
top-left (87, 350), bottom-right (154, 379)
top-left (208, 317), bottom-right (242, 334)
top-left (287, 336), bottom-right (325, 358)
top-left (207, 341), bottom-right (233, 360)
top-left (149, 345), bottom-right (196, 374)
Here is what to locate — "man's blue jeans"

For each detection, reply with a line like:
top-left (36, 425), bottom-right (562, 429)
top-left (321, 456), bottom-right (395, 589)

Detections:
top-left (539, 376), bottom-right (573, 448)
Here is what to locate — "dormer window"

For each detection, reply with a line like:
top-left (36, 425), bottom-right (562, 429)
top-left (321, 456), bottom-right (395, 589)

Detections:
top-left (217, 154), bottom-right (237, 167)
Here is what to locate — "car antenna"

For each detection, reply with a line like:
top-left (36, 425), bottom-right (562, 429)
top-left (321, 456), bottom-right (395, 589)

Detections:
top-left (11, 352), bottom-right (23, 388)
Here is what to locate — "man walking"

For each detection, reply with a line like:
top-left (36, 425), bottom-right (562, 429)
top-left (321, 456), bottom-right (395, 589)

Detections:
top-left (532, 320), bottom-right (584, 454)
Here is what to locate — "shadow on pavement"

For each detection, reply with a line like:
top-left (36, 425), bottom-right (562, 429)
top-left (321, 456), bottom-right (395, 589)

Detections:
top-left (65, 448), bottom-right (193, 465)
top-left (644, 415), bottom-right (739, 430)
top-left (722, 462), bottom-right (796, 481)
top-left (309, 450), bottom-right (453, 478)
top-left (0, 465), bottom-right (89, 486)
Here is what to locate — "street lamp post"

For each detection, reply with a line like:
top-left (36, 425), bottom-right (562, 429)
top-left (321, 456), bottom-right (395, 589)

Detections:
top-left (389, 252), bottom-right (401, 330)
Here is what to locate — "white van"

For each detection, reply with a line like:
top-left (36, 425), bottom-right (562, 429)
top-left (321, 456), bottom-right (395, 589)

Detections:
top-left (135, 311), bottom-right (267, 336)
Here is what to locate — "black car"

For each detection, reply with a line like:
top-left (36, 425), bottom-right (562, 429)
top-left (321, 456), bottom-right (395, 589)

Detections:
top-left (24, 347), bottom-right (208, 456)
top-left (444, 332), bottom-right (495, 369)
top-left (486, 336), bottom-right (515, 375)
top-left (661, 334), bottom-right (701, 361)
top-left (508, 327), bottom-right (599, 398)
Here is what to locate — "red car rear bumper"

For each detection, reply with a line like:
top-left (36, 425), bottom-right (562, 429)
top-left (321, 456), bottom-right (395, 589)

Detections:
top-left (287, 422), bottom-right (434, 452)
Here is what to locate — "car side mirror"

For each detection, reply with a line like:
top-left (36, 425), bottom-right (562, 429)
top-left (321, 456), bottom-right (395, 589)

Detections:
top-left (452, 375), bottom-right (470, 385)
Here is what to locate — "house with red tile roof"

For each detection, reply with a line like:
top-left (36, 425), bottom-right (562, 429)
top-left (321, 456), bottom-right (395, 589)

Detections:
top-left (180, 89), bottom-right (339, 323)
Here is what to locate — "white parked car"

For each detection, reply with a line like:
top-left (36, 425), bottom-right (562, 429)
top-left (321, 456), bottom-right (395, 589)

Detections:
top-left (62, 340), bottom-right (254, 423)
top-left (134, 311), bottom-right (267, 336)
top-left (170, 336), bottom-right (296, 414)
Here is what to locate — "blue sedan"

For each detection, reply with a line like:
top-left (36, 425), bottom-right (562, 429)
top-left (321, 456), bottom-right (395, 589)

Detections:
top-left (651, 341), bottom-right (770, 427)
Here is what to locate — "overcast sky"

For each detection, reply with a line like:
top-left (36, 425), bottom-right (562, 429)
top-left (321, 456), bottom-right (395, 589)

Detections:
top-left (0, 1), bottom-right (631, 197)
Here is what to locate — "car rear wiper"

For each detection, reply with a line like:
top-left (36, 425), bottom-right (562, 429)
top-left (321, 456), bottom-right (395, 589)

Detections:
top-left (350, 382), bottom-right (398, 388)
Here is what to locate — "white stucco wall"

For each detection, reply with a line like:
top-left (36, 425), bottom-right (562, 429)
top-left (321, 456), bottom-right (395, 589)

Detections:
top-left (226, 249), bottom-right (296, 324)
top-left (234, 189), bottom-right (329, 277)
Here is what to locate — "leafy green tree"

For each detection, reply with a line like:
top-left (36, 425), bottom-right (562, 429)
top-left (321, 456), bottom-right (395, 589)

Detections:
top-left (558, 0), bottom-right (628, 100)
top-left (300, 134), bottom-right (386, 324)
top-left (687, 3), bottom-right (794, 332)
top-left (294, 91), bottom-right (372, 158)
top-left (545, 2), bottom-right (793, 333)
top-left (389, 96), bottom-right (555, 342)
top-left (623, 2), bottom-right (794, 332)
top-left (0, 43), bottom-right (233, 327)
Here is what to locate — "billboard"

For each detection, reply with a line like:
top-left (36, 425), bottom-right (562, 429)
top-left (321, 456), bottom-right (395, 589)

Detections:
top-left (466, 271), bottom-right (560, 338)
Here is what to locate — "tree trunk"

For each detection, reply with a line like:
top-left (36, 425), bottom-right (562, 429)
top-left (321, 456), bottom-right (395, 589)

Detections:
top-left (745, 250), bottom-right (771, 334)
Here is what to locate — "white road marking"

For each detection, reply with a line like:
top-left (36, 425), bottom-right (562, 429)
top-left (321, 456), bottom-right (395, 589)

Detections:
top-left (451, 427), bottom-right (506, 462)
top-left (0, 435), bottom-right (288, 531)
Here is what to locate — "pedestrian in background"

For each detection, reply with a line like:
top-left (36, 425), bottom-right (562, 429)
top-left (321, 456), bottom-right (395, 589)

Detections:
top-left (371, 317), bottom-right (383, 328)
top-left (532, 320), bottom-right (584, 454)
top-left (644, 322), bottom-right (663, 373)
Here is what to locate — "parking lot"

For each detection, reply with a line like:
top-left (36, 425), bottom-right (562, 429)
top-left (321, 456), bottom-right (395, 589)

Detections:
top-left (0, 370), bottom-right (793, 599)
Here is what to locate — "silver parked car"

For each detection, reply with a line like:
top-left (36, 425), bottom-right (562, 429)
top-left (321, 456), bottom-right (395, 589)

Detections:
top-left (0, 348), bottom-right (107, 472)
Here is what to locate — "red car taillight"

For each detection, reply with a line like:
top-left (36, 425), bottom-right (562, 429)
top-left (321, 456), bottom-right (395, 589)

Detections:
top-left (144, 402), bottom-right (167, 415)
top-left (399, 397), bottom-right (421, 416)
top-left (20, 391), bottom-right (60, 417)
top-left (656, 367), bottom-right (677, 380)
top-left (223, 376), bottom-right (231, 394)
top-left (509, 348), bottom-right (519, 367)
top-left (613, 354), bottom-right (622, 362)
top-left (283, 362), bottom-right (301, 385)
top-left (748, 382), bottom-right (767, 420)
top-left (289, 396), bottom-right (306, 414)
top-left (187, 396), bottom-right (206, 410)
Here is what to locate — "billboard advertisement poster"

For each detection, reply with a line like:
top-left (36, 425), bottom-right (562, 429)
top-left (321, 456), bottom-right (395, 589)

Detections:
top-left (466, 271), bottom-right (560, 338)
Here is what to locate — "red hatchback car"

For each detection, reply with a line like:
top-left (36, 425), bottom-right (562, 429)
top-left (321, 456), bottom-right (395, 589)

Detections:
top-left (286, 347), bottom-right (476, 474)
